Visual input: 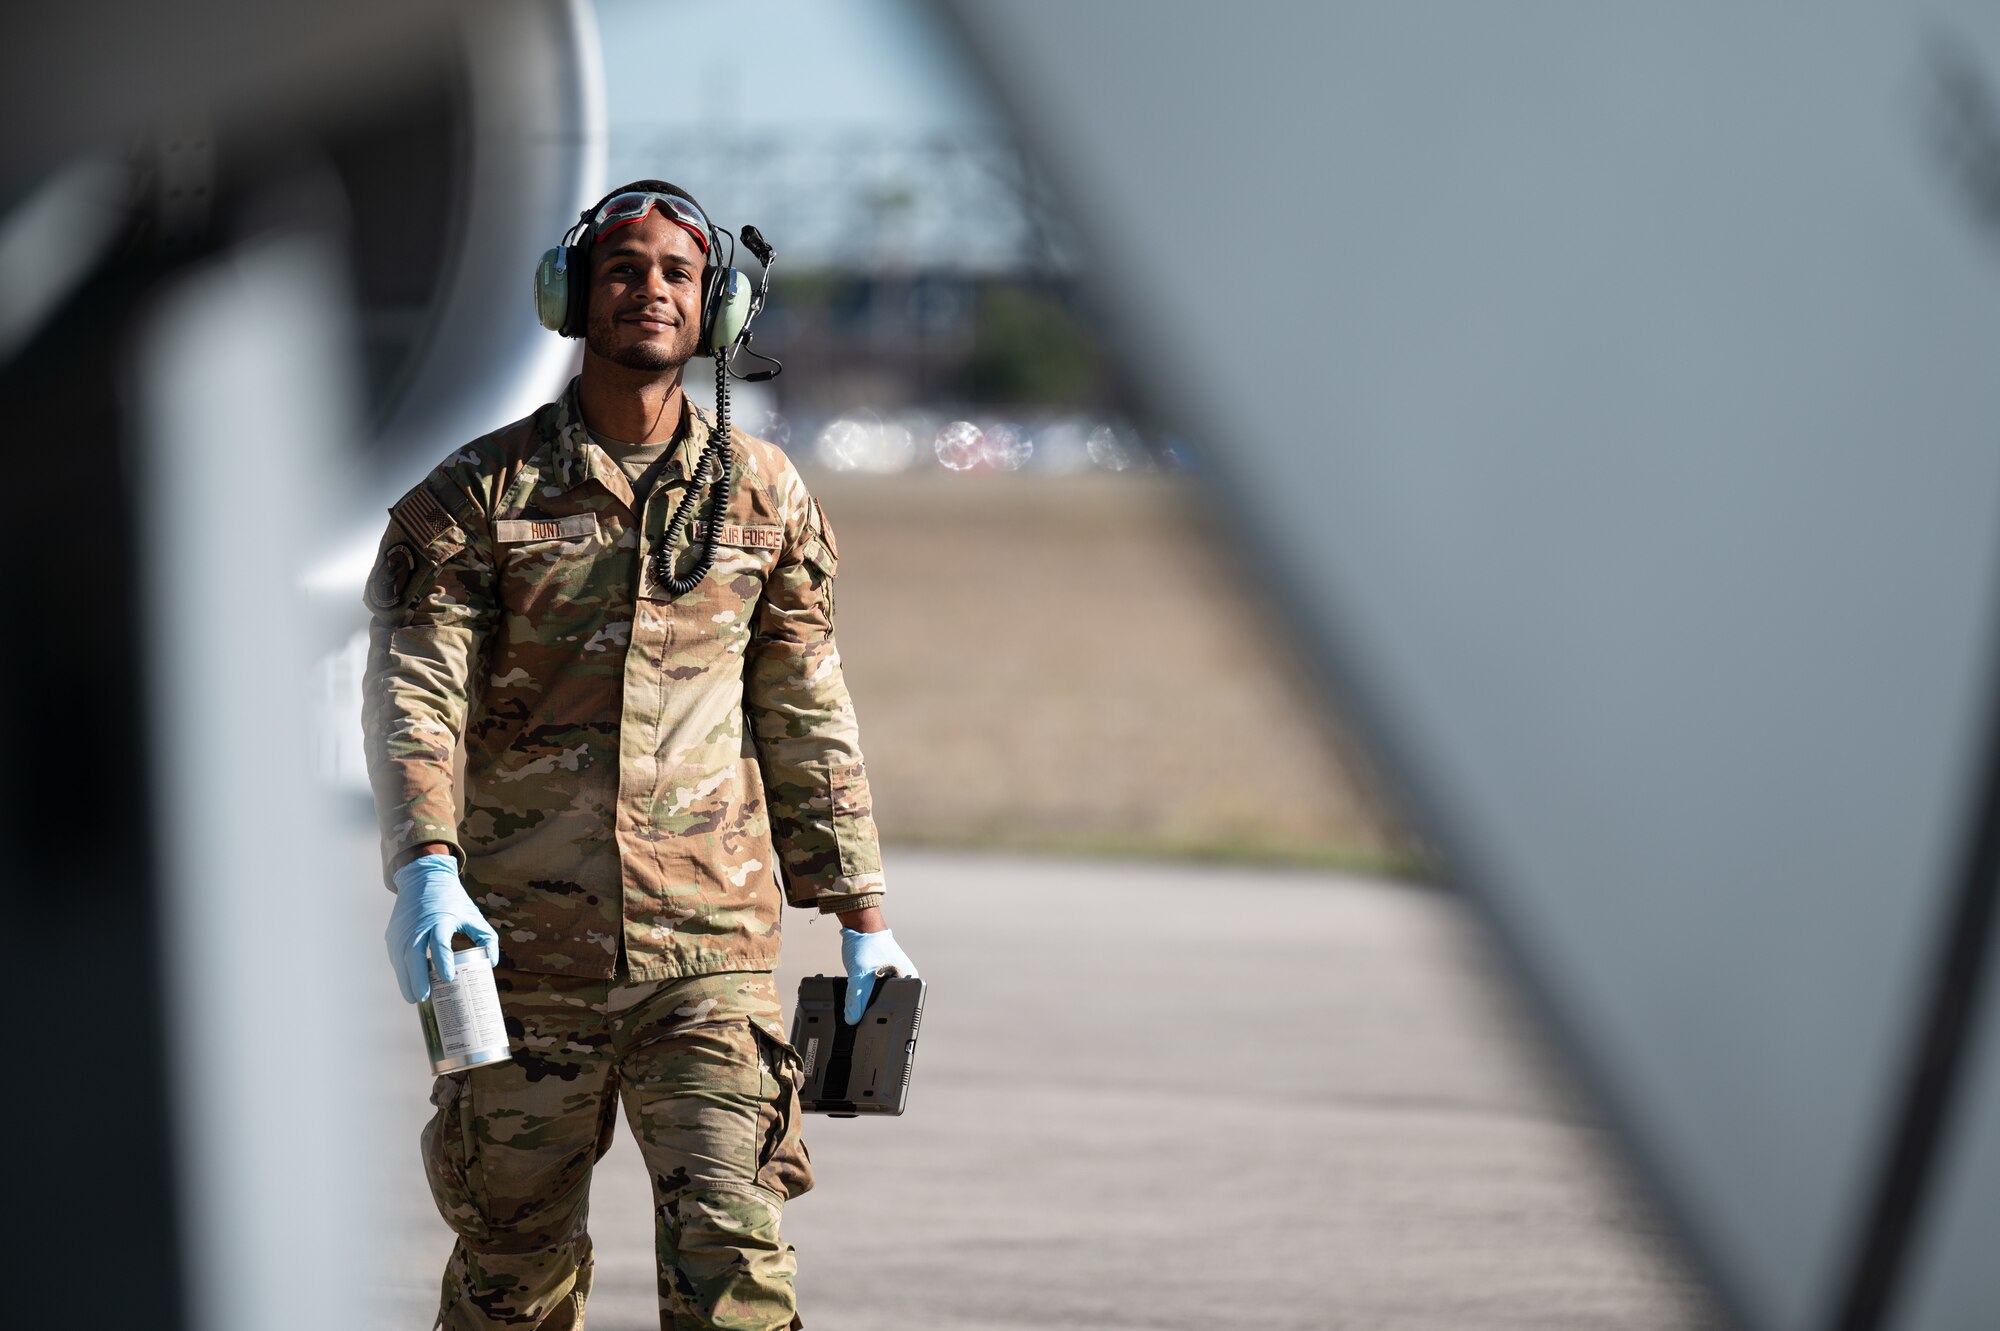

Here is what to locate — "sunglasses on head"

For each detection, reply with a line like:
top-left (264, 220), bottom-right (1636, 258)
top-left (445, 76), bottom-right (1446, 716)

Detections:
top-left (589, 191), bottom-right (712, 253)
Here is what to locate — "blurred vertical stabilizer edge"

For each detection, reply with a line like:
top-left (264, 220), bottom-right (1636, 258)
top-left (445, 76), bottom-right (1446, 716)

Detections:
top-left (1, 2), bottom-right (604, 1326)
top-left (930, 3), bottom-right (2000, 1329)
top-left (134, 232), bottom-right (362, 1331)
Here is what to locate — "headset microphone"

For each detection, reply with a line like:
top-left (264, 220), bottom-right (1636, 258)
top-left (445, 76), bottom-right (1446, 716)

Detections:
top-left (728, 224), bottom-right (783, 384)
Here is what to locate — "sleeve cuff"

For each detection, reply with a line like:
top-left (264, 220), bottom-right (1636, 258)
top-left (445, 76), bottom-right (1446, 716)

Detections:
top-left (814, 892), bottom-right (884, 916)
top-left (790, 868), bottom-right (884, 913)
top-left (378, 818), bottom-right (464, 890)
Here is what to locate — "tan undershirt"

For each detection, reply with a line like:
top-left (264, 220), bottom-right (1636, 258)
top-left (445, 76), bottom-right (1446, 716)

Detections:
top-left (589, 429), bottom-right (681, 507)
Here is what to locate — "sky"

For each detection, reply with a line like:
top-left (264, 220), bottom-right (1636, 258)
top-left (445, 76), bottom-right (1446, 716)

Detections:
top-left (593, 0), bottom-right (994, 139)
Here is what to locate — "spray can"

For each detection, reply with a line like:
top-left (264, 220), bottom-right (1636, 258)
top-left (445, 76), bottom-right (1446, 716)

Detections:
top-left (419, 945), bottom-right (513, 1075)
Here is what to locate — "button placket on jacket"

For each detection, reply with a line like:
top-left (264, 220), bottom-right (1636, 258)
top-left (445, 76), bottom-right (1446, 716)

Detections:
top-left (363, 379), bottom-right (887, 986)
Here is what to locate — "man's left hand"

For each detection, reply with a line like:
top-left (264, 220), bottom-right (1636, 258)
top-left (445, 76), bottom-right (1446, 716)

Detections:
top-left (839, 927), bottom-right (918, 1024)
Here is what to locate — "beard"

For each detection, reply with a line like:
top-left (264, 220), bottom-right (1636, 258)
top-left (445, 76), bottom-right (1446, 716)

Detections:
top-left (585, 306), bottom-right (698, 372)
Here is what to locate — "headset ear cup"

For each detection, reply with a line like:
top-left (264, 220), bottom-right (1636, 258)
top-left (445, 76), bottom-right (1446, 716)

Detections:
top-left (561, 244), bottom-right (587, 338)
top-left (706, 268), bottom-right (752, 352)
top-left (533, 247), bottom-right (570, 333)
top-left (698, 264), bottom-right (724, 349)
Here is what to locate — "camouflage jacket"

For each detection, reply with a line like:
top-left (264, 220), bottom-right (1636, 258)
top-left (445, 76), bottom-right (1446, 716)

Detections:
top-left (361, 381), bottom-right (884, 982)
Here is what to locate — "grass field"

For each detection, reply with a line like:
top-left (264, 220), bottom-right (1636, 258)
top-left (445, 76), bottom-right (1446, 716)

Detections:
top-left (809, 470), bottom-right (1419, 874)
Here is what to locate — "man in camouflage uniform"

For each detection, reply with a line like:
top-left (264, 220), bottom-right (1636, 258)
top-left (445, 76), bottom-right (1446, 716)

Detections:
top-left (362, 181), bottom-right (914, 1330)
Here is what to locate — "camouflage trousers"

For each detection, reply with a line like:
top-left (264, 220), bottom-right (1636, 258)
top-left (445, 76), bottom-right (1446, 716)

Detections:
top-left (422, 968), bottom-right (814, 1330)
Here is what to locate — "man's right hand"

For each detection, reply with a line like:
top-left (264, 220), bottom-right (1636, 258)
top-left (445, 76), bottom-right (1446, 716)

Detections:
top-left (386, 853), bottom-right (501, 1004)
top-left (839, 926), bottom-right (918, 1025)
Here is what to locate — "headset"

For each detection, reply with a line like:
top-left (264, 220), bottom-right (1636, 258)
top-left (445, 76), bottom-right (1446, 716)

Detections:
top-left (532, 182), bottom-right (782, 598)
top-left (533, 184), bottom-right (757, 350)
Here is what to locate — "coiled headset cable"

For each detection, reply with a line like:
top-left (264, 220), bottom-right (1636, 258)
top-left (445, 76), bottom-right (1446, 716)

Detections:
top-left (646, 223), bottom-right (778, 600)
top-left (648, 348), bottom-right (734, 598)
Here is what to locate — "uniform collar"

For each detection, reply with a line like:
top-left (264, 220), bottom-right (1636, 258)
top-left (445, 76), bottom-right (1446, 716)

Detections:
top-left (548, 377), bottom-right (716, 496)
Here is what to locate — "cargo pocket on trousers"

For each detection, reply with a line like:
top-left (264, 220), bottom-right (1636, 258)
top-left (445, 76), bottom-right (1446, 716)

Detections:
top-left (422, 1073), bottom-right (492, 1246)
top-left (750, 1024), bottom-right (815, 1200)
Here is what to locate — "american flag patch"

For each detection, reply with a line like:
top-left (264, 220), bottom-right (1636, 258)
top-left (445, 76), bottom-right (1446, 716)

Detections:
top-left (389, 485), bottom-right (461, 549)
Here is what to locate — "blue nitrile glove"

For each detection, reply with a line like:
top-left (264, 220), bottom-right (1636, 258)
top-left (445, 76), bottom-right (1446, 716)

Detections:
top-left (841, 927), bottom-right (918, 1025)
top-left (387, 854), bottom-right (501, 1005)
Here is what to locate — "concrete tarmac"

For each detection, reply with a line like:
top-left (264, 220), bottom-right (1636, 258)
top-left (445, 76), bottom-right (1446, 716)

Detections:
top-left (356, 842), bottom-right (1717, 1330)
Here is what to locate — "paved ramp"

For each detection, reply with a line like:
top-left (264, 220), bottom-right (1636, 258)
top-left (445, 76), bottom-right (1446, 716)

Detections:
top-left (354, 839), bottom-right (1713, 1329)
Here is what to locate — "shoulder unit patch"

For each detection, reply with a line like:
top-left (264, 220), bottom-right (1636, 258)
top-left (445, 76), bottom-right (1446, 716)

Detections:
top-left (366, 542), bottom-right (420, 613)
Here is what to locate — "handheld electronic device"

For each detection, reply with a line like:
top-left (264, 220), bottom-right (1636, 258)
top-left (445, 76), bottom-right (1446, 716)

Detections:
top-left (792, 974), bottom-right (926, 1117)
